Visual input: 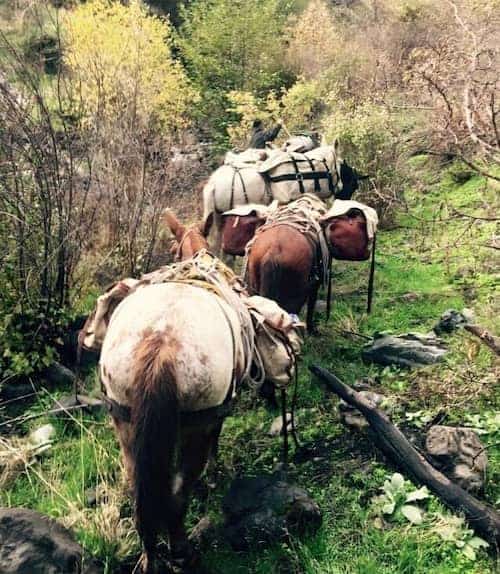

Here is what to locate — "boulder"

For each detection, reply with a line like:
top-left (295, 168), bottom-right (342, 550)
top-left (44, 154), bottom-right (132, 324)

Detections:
top-left (0, 507), bottom-right (101, 573)
top-left (434, 308), bottom-right (474, 335)
top-left (425, 425), bottom-right (487, 492)
top-left (222, 474), bottom-right (321, 550)
top-left (362, 332), bottom-right (447, 368)
top-left (268, 413), bottom-right (292, 437)
top-left (42, 362), bottom-right (76, 387)
top-left (339, 391), bottom-right (385, 431)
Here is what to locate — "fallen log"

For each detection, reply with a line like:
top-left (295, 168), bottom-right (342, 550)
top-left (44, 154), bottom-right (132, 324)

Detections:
top-left (464, 324), bottom-right (500, 356)
top-left (309, 364), bottom-right (500, 545)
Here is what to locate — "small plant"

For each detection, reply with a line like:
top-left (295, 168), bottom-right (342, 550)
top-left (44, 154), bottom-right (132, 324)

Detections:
top-left (405, 409), bottom-right (436, 428)
top-left (372, 473), bottom-right (430, 525)
top-left (464, 412), bottom-right (500, 436)
top-left (433, 514), bottom-right (489, 561)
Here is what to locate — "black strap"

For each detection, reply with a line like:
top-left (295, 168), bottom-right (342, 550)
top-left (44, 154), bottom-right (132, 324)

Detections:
top-left (306, 157), bottom-right (321, 194)
top-left (101, 392), bottom-right (233, 427)
top-left (321, 159), bottom-right (336, 195)
top-left (237, 168), bottom-right (249, 203)
top-left (291, 156), bottom-right (305, 194)
top-left (367, 234), bottom-right (376, 313)
top-left (230, 168), bottom-right (237, 209)
top-left (268, 170), bottom-right (332, 185)
top-left (281, 388), bottom-right (288, 468)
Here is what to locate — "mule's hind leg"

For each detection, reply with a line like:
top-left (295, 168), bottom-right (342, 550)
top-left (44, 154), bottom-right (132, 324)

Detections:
top-left (306, 280), bottom-right (320, 334)
top-left (168, 425), bottom-right (219, 568)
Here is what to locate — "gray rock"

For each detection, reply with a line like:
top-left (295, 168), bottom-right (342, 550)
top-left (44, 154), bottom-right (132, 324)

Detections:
top-left (425, 425), bottom-right (487, 492)
top-left (0, 507), bottom-right (102, 573)
top-left (315, 299), bottom-right (328, 313)
top-left (42, 362), bottom-right (76, 387)
top-left (222, 474), bottom-right (321, 550)
top-left (434, 308), bottom-right (474, 334)
top-left (362, 332), bottom-right (447, 368)
top-left (268, 413), bottom-right (292, 437)
top-left (339, 391), bottom-right (385, 431)
top-left (29, 424), bottom-right (55, 447)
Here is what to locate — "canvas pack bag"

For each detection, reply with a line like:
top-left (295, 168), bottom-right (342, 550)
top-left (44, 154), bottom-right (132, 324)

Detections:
top-left (320, 200), bottom-right (379, 313)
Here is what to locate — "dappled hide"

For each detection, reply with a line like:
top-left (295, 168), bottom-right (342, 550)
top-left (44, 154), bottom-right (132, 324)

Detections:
top-left (82, 242), bottom-right (303, 573)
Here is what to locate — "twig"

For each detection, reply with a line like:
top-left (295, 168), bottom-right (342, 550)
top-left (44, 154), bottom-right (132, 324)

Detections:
top-left (0, 400), bottom-right (104, 429)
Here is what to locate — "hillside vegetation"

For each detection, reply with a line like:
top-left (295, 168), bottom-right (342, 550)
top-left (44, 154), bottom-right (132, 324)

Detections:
top-left (0, 0), bottom-right (498, 573)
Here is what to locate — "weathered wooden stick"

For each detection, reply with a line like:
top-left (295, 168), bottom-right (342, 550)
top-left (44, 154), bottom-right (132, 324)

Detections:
top-left (309, 364), bottom-right (500, 545)
top-left (464, 324), bottom-right (500, 356)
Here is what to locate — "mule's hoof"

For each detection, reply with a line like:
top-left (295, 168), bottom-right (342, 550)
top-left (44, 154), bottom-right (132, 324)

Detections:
top-left (171, 541), bottom-right (199, 572)
top-left (133, 552), bottom-right (171, 574)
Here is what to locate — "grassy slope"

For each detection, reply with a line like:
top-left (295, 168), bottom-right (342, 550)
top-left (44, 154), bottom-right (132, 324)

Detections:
top-left (1, 158), bottom-right (498, 573)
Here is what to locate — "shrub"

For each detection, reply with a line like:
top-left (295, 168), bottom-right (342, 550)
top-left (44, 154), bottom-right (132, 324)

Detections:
top-left (177, 0), bottom-right (295, 136)
top-left (63, 0), bottom-right (197, 131)
top-left (322, 99), bottom-right (413, 220)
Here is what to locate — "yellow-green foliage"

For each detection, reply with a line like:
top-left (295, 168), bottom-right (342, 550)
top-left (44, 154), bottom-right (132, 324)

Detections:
top-left (63, 0), bottom-right (197, 130)
top-left (226, 79), bottom-right (325, 147)
top-left (226, 90), bottom-right (280, 148)
top-left (285, 0), bottom-right (339, 79)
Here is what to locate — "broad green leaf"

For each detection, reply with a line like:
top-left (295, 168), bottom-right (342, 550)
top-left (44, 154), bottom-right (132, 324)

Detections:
top-left (462, 544), bottom-right (476, 561)
top-left (468, 537), bottom-right (488, 549)
top-left (390, 473), bottom-right (405, 491)
top-left (382, 501), bottom-right (396, 515)
top-left (435, 524), bottom-right (457, 541)
top-left (406, 486), bottom-right (430, 502)
top-left (400, 504), bottom-right (423, 524)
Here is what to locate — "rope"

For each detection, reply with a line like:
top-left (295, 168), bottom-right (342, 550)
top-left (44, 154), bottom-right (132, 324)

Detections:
top-left (367, 234), bottom-right (377, 314)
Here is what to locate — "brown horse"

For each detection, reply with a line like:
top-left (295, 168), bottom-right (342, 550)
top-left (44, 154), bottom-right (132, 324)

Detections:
top-left (243, 196), bottom-right (328, 333)
top-left (247, 225), bottom-right (321, 332)
top-left (98, 212), bottom-right (241, 572)
top-left (163, 208), bottom-right (209, 261)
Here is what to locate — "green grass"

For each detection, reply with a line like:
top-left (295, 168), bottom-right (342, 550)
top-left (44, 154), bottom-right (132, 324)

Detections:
top-left (1, 158), bottom-right (499, 573)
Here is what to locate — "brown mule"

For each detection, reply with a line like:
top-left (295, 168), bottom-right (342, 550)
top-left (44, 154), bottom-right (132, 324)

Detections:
top-left (163, 208), bottom-right (210, 261)
top-left (247, 225), bottom-right (321, 333)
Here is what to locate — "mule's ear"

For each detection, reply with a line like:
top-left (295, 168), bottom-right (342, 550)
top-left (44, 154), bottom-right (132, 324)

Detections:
top-left (163, 208), bottom-right (185, 241)
top-left (202, 212), bottom-right (214, 237)
top-left (169, 241), bottom-right (179, 256)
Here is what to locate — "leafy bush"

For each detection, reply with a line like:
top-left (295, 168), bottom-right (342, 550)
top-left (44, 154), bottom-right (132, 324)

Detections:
top-left (177, 0), bottom-right (295, 136)
top-left (322, 99), bottom-right (413, 220)
top-left (63, 0), bottom-right (197, 130)
top-left (372, 472), bottom-right (430, 525)
top-left (0, 300), bottom-right (72, 381)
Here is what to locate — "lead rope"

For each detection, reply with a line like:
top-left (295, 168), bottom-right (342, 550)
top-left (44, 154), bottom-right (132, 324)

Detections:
top-left (289, 353), bottom-right (300, 449)
top-left (326, 256), bottom-right (333, 322)
top-left (367, 234), bottom-right (376, 313)
top-left (280, 388), bottom-right (288, 469)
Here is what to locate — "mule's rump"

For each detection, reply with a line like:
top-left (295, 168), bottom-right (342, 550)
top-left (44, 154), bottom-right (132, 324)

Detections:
top-left (100, 283), bottom-right (242, 413)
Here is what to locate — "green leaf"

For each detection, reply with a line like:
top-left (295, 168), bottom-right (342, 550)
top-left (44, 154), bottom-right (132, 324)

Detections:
top-left (382, 501), bottom-right (396, 515)
top-left (400, 504), bottom-right (423, 524)
top-left (467, 537), bottom-right (488, 550)
top-left (390, 473), bottom-right (405, 492)
top-left (461, 544), bottom-right (476, 561)
top-left (406, 486), bottom-right (430, 502)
